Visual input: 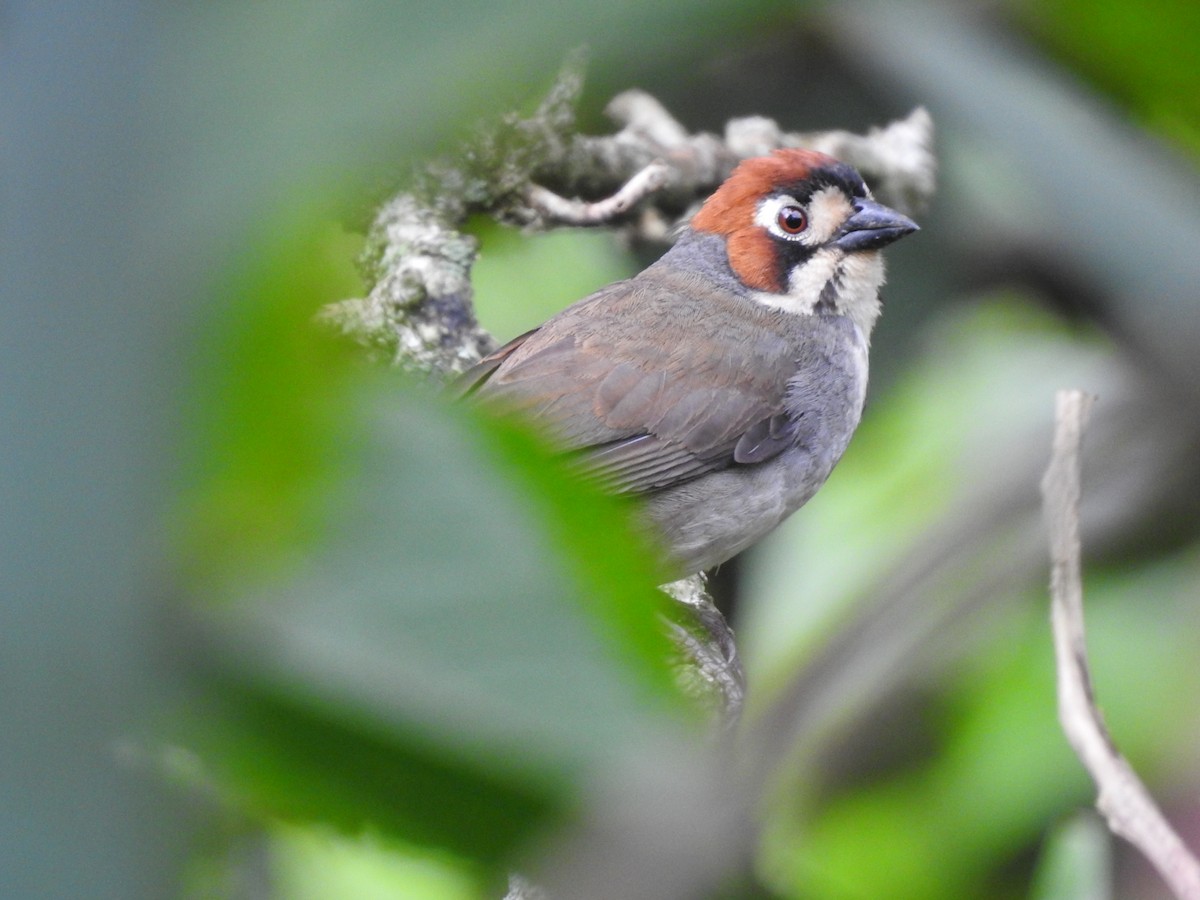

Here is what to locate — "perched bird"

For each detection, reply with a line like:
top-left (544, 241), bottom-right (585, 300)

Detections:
top-left (458, 149), bottom-right (918, 576)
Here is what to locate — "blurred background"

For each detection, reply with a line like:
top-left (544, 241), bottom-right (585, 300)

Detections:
top-left (5, 1), bottom-right (1199, 898)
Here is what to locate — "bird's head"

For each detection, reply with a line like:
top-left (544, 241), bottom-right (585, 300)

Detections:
top-left (691, 148), bottom-right (918, 337)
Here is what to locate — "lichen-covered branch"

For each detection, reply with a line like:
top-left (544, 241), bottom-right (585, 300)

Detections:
top-left (660, 574), bottom-right (746, 730)
top-left (548, 91), bottom-right (934, 222)
top-left (525, 160), bottom-right (671, 226)
top-left (318, 62), bottom-right (592, 374)
top-left (1042, 390), bottom-right (1200, 900)
top-left (320, 63), bottom-right (934, 377)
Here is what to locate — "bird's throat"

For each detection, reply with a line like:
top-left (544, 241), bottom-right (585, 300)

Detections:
top-left (751, 248), bottom-right (885, 339)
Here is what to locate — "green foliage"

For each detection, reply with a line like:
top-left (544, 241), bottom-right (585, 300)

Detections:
top-left (181, 215), bottom-right (364, 592)
top-left (180, 679), bottom-right (559, 870)
top-left (175, 206), bottom-right (699, 887)
top-left (748, 299), bottom-right (1200, 899)
top-left (270, 825), bottom-right (480, 900)
top-left (1015, 0), bottom-right (1200, 155)
top-left (471, 222), bottom-right (634, 341)
top-left (1029, 813), bottom-right (1112, 900)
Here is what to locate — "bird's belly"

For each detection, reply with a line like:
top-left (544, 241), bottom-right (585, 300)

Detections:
top-left (642, 445), bottom-right (831, 575)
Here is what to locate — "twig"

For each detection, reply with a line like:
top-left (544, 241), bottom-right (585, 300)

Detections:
top-left (524, 161), bottom-right (671, 226)
top-left (1041, 389), bottom-right (1200, 900)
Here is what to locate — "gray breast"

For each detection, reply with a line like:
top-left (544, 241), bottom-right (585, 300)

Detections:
top-left (643, 311), bottom-right (869, 575)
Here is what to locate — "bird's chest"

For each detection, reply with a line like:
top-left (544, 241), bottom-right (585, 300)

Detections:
top-left (780, 318), bottom-right (870, 469)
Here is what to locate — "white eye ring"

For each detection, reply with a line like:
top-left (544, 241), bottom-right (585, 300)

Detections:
top-left (757, 195), bottom-right (810, 242)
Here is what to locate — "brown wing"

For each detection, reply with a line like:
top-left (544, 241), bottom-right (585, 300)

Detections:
top-left (450, 327), bottom-right (541, 400)
top-left (460, 269), bottom-right (804, 495)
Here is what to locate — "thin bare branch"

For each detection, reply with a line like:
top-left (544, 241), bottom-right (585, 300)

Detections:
top-left (524, 161), bottom-right (671, 226)
top-left (1041, 388), bottom-right (1200, 900)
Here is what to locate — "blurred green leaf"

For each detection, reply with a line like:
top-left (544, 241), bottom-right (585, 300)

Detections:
top-left (1014, 0), bottom-right (1200, 156)
top-left (766, 581), bottom-right (1200, 900)
top-left (270, 824), bottom-right (480, 900)
top-left (749, 299), bottom-right (1200, 898)
top-left (180, 680), bottom-right (557, 871)
top-left (471, 223), bottom-right (634, 341)
top-left (174, 204), bottom-right (698, 874)
top-left (181, 214), bottom-right (365, 591)
top-left (1029, 812), bottom-right (1112, 900)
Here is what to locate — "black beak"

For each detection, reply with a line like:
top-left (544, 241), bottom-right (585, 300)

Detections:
top-left (833, 199), bottom-right (919, 252)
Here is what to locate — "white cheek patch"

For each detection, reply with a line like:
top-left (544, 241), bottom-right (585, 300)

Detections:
top-left (752, 247), bottom-right (840, 316)
top-left (751, 248), bottom-right (887, 340)
top-left (789, 248), bottom-right (844, 311)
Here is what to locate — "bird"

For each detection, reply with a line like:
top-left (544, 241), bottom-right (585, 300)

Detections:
top-left (457, 148), bottom-right (918, 577)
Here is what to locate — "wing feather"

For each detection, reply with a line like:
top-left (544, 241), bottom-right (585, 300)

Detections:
top-left (461, 267), bottom-right (822, 495)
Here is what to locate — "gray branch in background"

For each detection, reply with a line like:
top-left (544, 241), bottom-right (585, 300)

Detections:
top-left (1042, 390), bottom-right (1200, 900)
top-left (319, 67), bottom-right (935, 735)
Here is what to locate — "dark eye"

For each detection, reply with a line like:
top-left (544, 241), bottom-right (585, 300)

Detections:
top-left (776, 205), bottom-right (808, 235)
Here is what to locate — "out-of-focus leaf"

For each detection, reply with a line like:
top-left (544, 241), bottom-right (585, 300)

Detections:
top-left (1029, 812), bottom-right (1112, 900)
top-left (181, 217), bottom-right (364, 588)
top-left (1013, 0), bottom-right (1200, 156)
top-left (471, 223), bottom-right (633, 341)
top-left (179, 680), bottom-right (557, 870)
top-left (270, 824), bottom-right (479, 900)
top-left (747, 297), bottom-right (1200, 898)
top-left (741, 298), bottom-right (1112, 684)
top-left (765, 572), bottom-right (1200, 899)
top-left (174, 206), bottom-right (697, 871)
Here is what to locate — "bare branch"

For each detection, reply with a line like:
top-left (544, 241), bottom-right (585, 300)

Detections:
top-left (1041, 389), bottom-right (1200, 900)
top-left (545, 96), bottom-right (933, 226)
top-left (604, 90), bottom-right (691, 148)
top-left (524, 161), bottom-right (671, 226)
